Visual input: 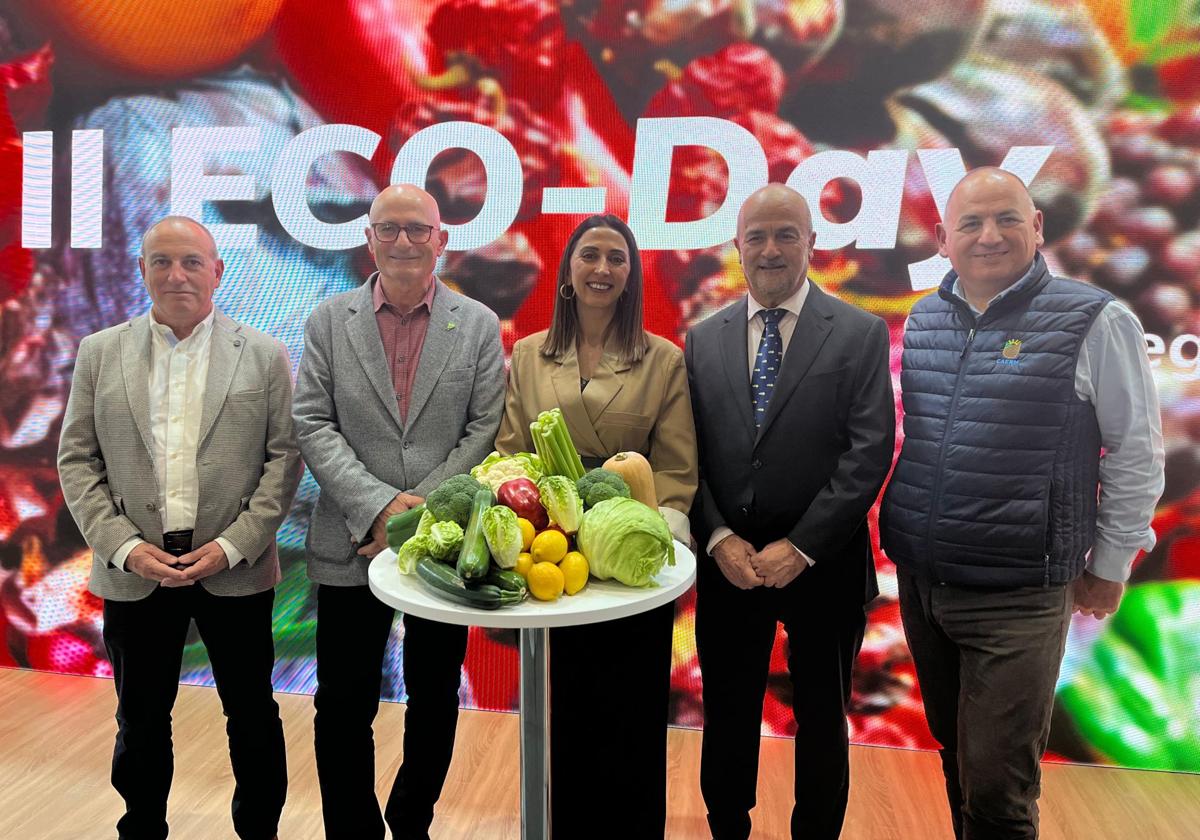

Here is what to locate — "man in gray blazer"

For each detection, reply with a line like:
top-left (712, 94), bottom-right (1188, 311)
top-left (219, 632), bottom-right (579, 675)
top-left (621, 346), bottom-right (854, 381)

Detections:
top-left (57, 217), bottom-right (302, 840)
top-left (293, 184), bottom-right (504, 840)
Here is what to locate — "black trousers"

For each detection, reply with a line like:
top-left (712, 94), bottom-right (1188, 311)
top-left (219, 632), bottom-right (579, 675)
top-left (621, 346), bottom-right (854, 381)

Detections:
top-left (102, 585), bottom-right (285, 840)
top-left (312, 583), bottom-right (468, 840)
top-left (898, 572), bottom-right (1072, 840)
top-left (548, 601), bottom-right (675, 839)
top-left (695, 558), bottom-right (866, 840)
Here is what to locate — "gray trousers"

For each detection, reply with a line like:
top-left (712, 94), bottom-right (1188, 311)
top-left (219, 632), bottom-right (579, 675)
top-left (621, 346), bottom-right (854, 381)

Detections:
top-left (898, 572), bottom-right (1073, 840)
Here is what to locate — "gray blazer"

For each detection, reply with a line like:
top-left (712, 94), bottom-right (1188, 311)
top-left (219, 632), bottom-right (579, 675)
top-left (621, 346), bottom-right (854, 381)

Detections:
top-left (294, 277), bottom-right (505, 586)
top-left (57, 310), bottom-right (303, 601)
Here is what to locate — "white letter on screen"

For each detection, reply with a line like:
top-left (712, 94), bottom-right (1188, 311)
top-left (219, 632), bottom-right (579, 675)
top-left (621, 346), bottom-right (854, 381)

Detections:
top-left (71, 130), bottom-right (104, 249)
top-left (21, 131), bottom-right (53, 248)
top-left (390, 121), bottom-right (520, 250)
top-left (1145, 332), bottom-right (1165, 369)
top-left (628, 117), bottom-right (768, 250)
top-left (787, 149), bottom-right (908, 250)
top-left (272, 124), bottom-right (381, 250)
top-left (541, 187), bottom-right (607, 215)
top-left (171, 126), bottom-right (262, 251)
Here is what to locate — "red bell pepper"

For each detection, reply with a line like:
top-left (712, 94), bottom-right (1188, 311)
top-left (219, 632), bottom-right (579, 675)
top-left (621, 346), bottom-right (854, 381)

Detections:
top-left (497, 477), bottom-right (548, 529)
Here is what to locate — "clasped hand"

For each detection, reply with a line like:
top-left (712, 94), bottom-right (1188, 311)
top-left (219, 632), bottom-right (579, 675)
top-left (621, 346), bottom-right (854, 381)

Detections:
top-left (126, 540), bottom-right (228, 586)
top-left (712, 535), bottom-right (807, 590)
top-left (358, 492), bottom-right (425, 558)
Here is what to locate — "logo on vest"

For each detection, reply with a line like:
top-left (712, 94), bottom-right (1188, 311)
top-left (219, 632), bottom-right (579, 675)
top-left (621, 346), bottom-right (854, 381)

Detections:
top-left (998, 339), bottom-right (1023, 366)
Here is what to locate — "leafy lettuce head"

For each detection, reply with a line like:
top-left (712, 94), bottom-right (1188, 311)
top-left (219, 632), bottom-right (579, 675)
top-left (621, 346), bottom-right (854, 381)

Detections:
top-left (577, 497), bottom-right (674, 587)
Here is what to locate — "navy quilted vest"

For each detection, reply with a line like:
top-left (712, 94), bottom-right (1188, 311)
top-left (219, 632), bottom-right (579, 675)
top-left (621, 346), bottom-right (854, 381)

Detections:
top-left (881, 254), bottom-right (1112, 587)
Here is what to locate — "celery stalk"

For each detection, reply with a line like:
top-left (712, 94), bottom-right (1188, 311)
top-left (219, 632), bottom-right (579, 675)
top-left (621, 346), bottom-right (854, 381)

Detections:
top-left (553, 416), bottom-right (585, 480)
top-left (531, 409), bottom-right (585, 480)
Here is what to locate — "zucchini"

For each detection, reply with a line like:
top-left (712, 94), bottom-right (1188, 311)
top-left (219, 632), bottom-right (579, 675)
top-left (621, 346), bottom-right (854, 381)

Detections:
top-left (387, 504), bottom-right (427, 551)
top-left (416, 557), bottom-right (523, 609)
top-left (482, 568), bottom-right (527, 595)
top-left (455, 488), bottom-right (495, 581)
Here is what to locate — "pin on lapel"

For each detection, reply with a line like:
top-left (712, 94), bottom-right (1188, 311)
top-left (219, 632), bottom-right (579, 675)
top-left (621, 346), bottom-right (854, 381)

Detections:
top-left (446, 322), bottom-right (456, 331)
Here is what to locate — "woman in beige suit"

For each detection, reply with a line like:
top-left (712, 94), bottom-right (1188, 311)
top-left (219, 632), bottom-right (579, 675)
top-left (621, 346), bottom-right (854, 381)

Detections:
top-left (495, 214), bottom-right (697, 839)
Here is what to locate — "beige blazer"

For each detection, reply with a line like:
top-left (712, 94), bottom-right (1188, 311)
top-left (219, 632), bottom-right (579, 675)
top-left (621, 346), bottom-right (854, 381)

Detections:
top-left (495, 330), bottom-right (697, 538)
top-left (57, 310), bottom-right (302, 601)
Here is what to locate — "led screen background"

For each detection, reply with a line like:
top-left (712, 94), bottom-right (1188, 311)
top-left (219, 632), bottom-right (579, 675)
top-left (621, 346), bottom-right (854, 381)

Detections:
top-left (1, 0), bottom-right (1198, 773)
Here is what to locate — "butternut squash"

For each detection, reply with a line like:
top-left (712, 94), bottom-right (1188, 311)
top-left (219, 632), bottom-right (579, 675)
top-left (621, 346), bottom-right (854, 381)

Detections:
top-left (603, 451), bottom-right (656, 508)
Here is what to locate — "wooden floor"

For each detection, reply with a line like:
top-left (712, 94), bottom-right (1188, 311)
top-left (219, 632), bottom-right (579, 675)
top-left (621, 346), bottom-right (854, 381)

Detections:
top-left (2, 668), bottom-right (1197, 839)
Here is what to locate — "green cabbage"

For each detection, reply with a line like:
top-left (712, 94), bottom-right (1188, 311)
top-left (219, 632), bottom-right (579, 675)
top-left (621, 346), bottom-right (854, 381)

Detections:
top-left (537, 475), bottom-right (584, 534)
top-left (395, 518), bottom-right (464, 574)
top-left (396, 534), bottom-right (434, 575)
top-left (428, 520), bottom-right (464, 559)
top-left (415, 508), bottom-right (437, 537)
top-left (470, 451), bottom-right (544, 492)
top-left (577, 498), bottom-right (674, 587)
top-left (482, 505), bottom-right (522, 569)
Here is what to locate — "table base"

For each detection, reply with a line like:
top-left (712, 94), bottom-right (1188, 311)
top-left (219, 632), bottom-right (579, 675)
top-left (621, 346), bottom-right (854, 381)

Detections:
top-left (519, 626), bottom-right (550, 839)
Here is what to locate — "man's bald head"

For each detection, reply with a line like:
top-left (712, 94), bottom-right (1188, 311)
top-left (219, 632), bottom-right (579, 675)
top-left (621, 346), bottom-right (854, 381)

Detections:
top-left (366, 184), bottom-right (448, 292)
top-left (141, 216), bottom-right (218, 260)
top-left (944, 167), bottom-right (1036, 221)
top-left (937, 167), bottom-right (1044, 299)
top-left (735, 183), bottom-right (817, 308)
top-left (369, 183), bottom-right (443, 229)
top-left (138, 216), bottom-right (224, 338)
top-left (737, 183), bottom-right (813, 241)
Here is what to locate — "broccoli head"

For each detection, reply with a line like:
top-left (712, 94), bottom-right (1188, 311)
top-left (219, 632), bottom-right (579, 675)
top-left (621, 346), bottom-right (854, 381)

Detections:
top-left (576, 468), bottom-right (631, 509)
top-left (426, 473), bottom-right (485, 526)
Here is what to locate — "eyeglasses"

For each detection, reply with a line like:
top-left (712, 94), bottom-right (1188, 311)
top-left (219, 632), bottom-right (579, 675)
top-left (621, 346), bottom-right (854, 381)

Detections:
top-left (370, 222), bottom-right (436, 244)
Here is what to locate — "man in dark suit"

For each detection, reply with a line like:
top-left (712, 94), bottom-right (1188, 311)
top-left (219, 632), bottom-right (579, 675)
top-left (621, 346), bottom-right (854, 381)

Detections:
top-left (685, 183), bottom-right (895, 840)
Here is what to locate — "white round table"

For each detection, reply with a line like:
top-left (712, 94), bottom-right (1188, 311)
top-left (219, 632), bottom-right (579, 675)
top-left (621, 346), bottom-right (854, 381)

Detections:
top-left (368, 541), bottom-right (696, 840)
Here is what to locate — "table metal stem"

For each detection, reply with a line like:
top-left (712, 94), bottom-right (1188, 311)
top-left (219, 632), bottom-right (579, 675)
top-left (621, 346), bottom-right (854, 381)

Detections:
top-left (519, 626), bottom-right (551, 839)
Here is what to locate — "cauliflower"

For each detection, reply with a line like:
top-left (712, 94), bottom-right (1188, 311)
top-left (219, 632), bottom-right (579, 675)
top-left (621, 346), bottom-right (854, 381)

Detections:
top-left (470, 451), bottom-right (543, 492)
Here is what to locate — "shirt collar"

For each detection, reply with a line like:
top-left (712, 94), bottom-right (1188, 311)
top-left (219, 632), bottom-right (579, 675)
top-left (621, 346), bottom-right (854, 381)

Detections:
top-left (373, 272), bottom-right (437, 315)
top-left (149, 306), bottom-right (216, 348)
top-left (747, 278), bottom-right (810, 322)
top-left (952, 259), bottom-right (1038, 315)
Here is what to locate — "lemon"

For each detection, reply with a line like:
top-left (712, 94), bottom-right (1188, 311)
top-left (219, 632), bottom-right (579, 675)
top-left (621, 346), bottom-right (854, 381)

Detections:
top-left (516, 518), bottom-right (536, 552)
top-left (528, 562), bottom-right (565, 601)
top-left (530, 529), bottom-right (569, 565)
top-left (559, 552), bottom-right (589, 595)
top-left (515, 552), bottom-right (534, 578)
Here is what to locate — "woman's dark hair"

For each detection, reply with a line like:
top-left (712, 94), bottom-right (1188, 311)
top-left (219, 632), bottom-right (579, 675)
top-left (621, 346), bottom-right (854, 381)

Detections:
top-left (540, 214), bottom-right (648, 364)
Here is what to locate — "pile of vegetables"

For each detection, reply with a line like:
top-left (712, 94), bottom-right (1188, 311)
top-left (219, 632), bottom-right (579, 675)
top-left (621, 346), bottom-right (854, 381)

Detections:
top-left (388, 408), bottom-right (678, 608)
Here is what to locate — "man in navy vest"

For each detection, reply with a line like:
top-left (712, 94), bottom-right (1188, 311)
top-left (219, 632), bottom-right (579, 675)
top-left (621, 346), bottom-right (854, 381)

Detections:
top-left (882, 168), bottom-right (1164, 839)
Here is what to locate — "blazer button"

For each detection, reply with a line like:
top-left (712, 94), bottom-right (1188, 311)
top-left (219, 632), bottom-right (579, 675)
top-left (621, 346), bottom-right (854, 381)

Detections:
top-left (740, 505), bottom-right (751, 517)
top-left (145, 503), bottom-right (156, 512)
top-left (752, 459), bottom-right (762, 470)
top-left (403, 441), bottom-right (412, 450)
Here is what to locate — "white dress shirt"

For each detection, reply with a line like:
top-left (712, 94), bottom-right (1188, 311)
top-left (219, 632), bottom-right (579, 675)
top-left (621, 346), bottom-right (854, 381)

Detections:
top-left (946, 270), bottom-right (1165, 583)
top-left (112, 308), bottom-right (243, 571)
top-left (706, 280), bottom-right (816, 567)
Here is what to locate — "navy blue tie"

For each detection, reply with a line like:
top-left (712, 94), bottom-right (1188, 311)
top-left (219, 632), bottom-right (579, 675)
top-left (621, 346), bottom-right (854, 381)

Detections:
top-left (751, 308), bottom-right (786, 427)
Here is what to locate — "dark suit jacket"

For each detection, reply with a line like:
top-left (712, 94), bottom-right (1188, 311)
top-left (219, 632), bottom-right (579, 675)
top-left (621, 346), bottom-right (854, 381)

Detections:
top-left (684, 283), bottom-right (895, 606)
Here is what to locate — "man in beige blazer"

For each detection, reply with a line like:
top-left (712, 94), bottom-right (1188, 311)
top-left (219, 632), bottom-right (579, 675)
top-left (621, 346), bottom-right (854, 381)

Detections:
top-left (57, 217), bottom-right (302, 840)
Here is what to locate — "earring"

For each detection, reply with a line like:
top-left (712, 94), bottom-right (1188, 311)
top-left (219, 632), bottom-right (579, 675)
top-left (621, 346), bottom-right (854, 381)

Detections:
top-left (559, 285), bottom-right (576, 300)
